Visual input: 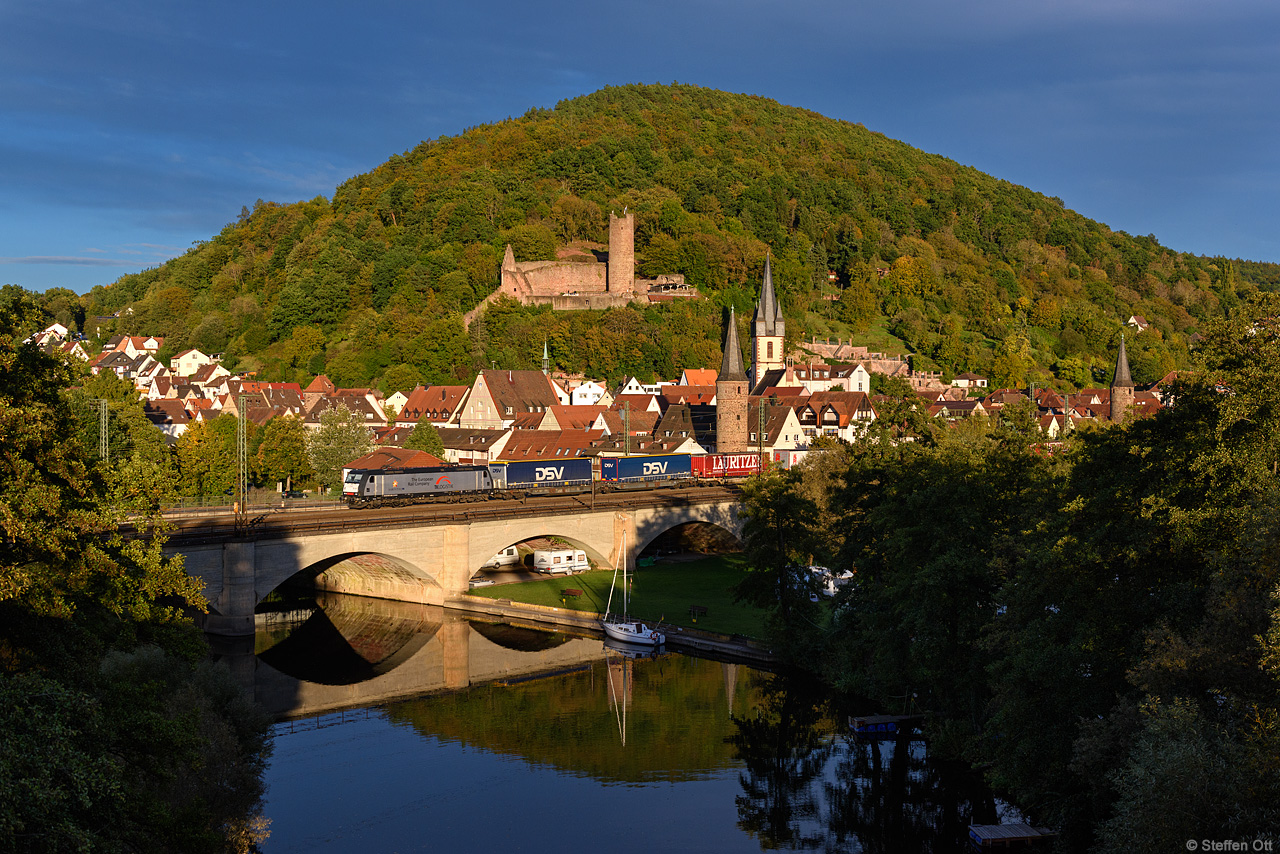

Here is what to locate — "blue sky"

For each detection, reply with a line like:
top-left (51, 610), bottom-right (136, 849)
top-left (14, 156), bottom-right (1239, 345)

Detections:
top-left (3, 0), bottom-right (1278, 294)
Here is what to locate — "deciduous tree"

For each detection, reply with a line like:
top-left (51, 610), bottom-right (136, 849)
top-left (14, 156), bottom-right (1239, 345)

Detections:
top-left (306, 404), bottom-right (373, 492)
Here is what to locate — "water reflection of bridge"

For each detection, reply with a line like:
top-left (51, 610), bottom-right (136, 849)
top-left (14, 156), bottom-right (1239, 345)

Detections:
top-left (220, 594), bottom-right (627, 719)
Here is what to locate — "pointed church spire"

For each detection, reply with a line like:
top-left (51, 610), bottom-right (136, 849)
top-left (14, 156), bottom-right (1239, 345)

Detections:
top-left (542, 339), bottom-right (549, 376)
top-left (1111, 335), bottom-right (1133, 389)
top-left (719, 307), bottom-right (748, 382)
top-left (753, 253), bottom-right (785, 338)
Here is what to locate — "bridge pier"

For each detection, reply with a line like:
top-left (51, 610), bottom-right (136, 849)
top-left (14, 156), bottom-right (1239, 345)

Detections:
top-left (204, 539), bottom-right (257, 637)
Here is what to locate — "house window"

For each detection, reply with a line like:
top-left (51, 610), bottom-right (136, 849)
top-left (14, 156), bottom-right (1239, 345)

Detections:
top-left (767, 342), bottom-right (774, 359)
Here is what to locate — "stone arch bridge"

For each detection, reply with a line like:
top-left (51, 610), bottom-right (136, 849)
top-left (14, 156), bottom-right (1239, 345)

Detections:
top-left (170, 489), bottom-right (745, 636)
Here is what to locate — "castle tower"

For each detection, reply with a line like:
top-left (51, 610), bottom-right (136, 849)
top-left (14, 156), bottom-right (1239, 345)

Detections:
top-left (1110, 335), bottom-right (1135, 424)
top-left (716, 307), bottom-right (749, 453)
top-left (607, 210), bottom-right (635, 296)
top-left (752, 254), bottom-right (786, 387)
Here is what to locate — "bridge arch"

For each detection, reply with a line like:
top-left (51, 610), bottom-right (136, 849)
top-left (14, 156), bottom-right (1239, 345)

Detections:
top-left (304, 552), bottom-right (444, 605)
top-left (631, 502), bottom-right (746, 561)
top-left (467, 519), bottom-right (617, 576)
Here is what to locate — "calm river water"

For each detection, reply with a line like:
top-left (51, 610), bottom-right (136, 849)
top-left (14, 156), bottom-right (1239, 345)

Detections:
top-left (240, 592), bottom-right (1014, 852)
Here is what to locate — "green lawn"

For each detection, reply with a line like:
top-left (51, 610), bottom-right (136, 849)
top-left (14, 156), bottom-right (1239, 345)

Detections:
top-left (468, 554), bottom-right (768, 638)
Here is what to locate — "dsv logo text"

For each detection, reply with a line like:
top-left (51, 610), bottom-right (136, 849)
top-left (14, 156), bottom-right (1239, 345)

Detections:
top-left (535, 466), bottom-right (565, 481)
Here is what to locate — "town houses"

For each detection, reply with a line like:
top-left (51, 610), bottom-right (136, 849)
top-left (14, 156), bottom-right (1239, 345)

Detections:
top-left (53, 256), bottom-right (1154, 483)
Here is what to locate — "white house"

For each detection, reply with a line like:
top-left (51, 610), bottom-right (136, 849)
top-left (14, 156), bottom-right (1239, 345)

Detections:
top-left (570, 380), bottom-right (609, 406)
top-left (171, 348), bottom-right (216, 378)
top-left (383, 390), bottom-right (410, 418)
top-left (28, 323), bottom-right (68, 346)
top-left (616, 376), bottom-right (665, 397)
top-left (951, 372), bottom-right (989, 390)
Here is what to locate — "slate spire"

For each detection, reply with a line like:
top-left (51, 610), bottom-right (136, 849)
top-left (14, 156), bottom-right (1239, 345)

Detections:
top-left (1111, 335), bottom-right (1133, 389)
top-left (753, 253), bottom-right (785, 338)
top-left (719, 307), bottom-right (748, 382)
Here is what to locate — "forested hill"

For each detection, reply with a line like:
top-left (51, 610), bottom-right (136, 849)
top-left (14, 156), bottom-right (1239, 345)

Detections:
top-left (76, 83), bottom-right (1280, 391)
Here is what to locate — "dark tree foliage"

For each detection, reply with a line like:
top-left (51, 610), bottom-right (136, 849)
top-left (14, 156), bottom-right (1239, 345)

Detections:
top-left (0, 286), bottom-right (272, 852)
top-left (736, 295), bottom-right (1280, 849)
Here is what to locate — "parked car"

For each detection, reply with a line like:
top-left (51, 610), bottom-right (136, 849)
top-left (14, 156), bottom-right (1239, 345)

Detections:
top-left (469, 574), bottom-right (496, 589)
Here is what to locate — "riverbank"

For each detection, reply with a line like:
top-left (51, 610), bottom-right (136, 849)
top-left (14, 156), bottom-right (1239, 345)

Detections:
top-left (446, 593), bottom-right (780, 669)
top-left (467, 553), bottom-right (768, 638)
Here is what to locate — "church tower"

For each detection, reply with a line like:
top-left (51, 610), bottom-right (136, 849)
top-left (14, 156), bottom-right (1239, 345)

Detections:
top-left (752, 254), bottom-right (786, 388)
top-left (1110, 335), bottom-right (1135, 424)
top-left (716, 307), bottom-right (749, 453)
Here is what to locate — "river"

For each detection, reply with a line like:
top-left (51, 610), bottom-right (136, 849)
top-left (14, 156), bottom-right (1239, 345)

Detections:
top-left (233, 591), bottom-right (1016, 852)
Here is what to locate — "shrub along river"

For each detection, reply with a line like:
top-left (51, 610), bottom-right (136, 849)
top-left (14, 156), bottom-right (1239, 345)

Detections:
top-left (229, 590), bottom-right (1018, 852)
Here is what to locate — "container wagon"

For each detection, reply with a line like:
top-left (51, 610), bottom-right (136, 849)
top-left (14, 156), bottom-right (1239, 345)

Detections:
top-left (600, 454), bottom-right (694, 486)
top-left (692, 452), bottom-right (765, 478)
top-left (490, 458), bottom-right (593, 494)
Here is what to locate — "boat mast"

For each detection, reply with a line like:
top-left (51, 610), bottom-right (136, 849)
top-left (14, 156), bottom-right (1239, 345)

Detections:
top-left (605, 529), bottom-right (626, 620)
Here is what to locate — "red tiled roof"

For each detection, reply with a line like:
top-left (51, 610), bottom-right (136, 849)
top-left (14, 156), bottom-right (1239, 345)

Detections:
top-left (497, 429), bottom-right (604, 461)
top-left (345, 446), bottom-right (446, 470)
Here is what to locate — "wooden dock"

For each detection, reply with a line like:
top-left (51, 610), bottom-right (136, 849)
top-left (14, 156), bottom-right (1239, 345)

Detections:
top-left (968, 823), bottom-right (1057, 849)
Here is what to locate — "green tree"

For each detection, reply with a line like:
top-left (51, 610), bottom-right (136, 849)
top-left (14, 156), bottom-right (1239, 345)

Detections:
top-left (0, 286), bottom-right (269, 850)
top-left (380, 363), bottom-right (421, 397)
top-left (0, 286), bottom-right (196, 620)
top-left (306, 404), bottom-right (373, 492)
top-left (836, 279), bottom-right (876, 333)
top-left (69, 371), bottom-right (177, 512)
top-left (404, 417), bottom-right (445, 458)
top-left (175, 415), bottom-right (240, 498)
top-left (733, 469), bottom-right (825, 657)
top-left (255, 415), bottom-right (314, 489)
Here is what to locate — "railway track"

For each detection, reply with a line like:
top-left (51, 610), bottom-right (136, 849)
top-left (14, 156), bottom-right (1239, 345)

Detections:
top-left (135, 484), bottom-right (744, 546)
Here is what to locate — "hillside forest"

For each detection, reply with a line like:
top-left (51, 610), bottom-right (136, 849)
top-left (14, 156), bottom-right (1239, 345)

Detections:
top-left (36, 83), bottom-right (1280, 393)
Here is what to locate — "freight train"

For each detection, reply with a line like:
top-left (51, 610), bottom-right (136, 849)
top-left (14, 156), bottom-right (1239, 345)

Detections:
top-left (342, 452), bottom-right (766, 508)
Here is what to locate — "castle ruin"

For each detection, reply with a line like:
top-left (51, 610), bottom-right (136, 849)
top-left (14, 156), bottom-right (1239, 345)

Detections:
top-left (464, 210), bottom-right (689, 326)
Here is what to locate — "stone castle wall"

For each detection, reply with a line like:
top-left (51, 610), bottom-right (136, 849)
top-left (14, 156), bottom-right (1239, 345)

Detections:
top-left (502, 258), bottom-right (608, 298)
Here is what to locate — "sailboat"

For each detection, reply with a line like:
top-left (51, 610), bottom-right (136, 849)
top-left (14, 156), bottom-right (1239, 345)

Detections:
top-left (602, 531), bottom-right (665, 647)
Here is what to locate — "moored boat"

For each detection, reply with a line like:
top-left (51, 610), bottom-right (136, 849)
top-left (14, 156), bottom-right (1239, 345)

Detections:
top-left (603, 618), bottom-right (665, 647)
top-left (601, 532), bottom-right (665, 648)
